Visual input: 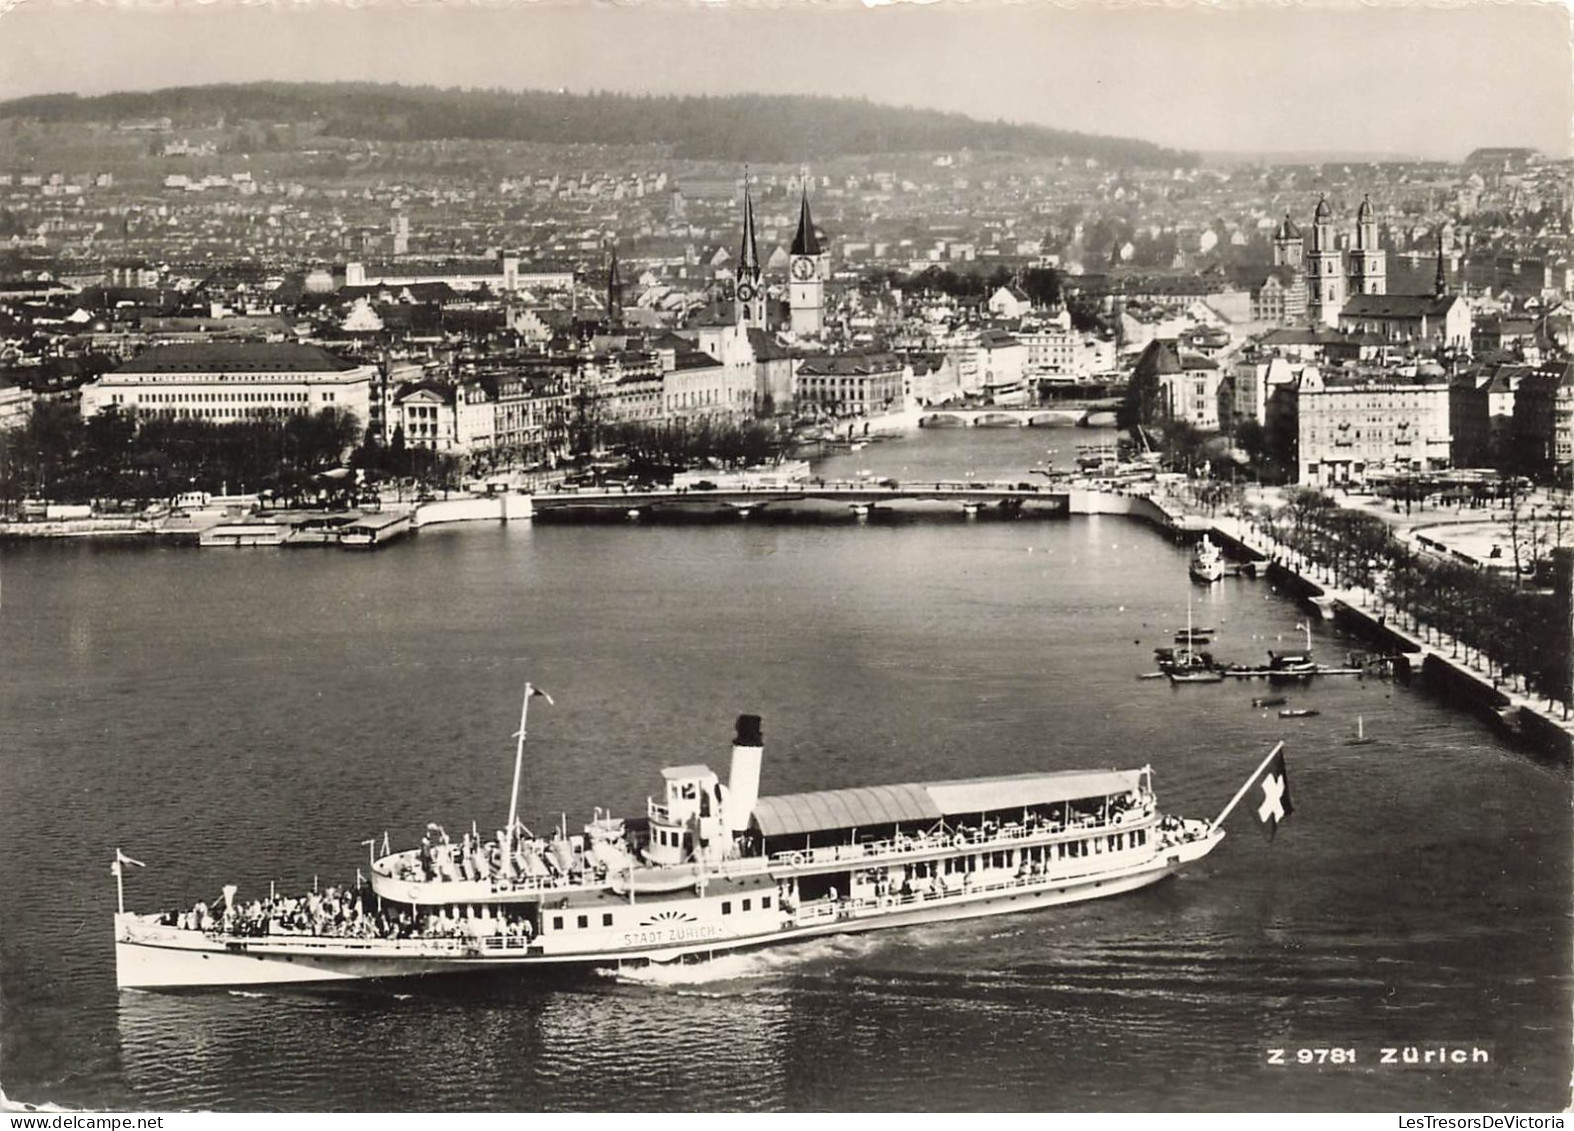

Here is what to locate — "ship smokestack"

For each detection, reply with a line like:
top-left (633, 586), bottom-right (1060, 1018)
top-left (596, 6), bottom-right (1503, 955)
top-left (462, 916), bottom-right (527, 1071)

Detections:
top-left (726, 714), bottom-right (763, 833)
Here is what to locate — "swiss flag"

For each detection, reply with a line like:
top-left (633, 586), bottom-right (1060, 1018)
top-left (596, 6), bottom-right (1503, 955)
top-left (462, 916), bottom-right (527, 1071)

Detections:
top-left (1252, 746), bottom-right (1294, 839)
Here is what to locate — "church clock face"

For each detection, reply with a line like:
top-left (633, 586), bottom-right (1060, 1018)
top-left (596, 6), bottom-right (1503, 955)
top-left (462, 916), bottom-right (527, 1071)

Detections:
top-left (791, 256), bottom-right (816, 281)
top-left (736, 283), bottom-right (756, 303)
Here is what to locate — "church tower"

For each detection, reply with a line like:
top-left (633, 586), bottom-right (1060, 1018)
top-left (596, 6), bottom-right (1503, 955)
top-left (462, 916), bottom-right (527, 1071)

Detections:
top-left (1347, 194), bottom-right (1387, 297)
top-left (734, 175), bottom-right (765, 331)
top-left (1306, 195), bottom-right (1346, 327)
top-left (788, 181), bottom-right (826, 338)
top-left (1272, 214), bottom-right (1303, 268)
top-left (605, 243), bottom-right (624, 328)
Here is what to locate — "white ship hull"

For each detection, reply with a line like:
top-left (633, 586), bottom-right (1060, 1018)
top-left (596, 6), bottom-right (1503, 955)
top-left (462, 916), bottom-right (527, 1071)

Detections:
top-left (116, 830), bottom-right (1222, 989)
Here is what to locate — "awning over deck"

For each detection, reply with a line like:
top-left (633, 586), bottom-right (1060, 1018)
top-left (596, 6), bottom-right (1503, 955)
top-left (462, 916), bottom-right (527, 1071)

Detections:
top-left (751, 768), bottom-right (1142, 839)
top-left (751, 784), bottom-right (939, 839)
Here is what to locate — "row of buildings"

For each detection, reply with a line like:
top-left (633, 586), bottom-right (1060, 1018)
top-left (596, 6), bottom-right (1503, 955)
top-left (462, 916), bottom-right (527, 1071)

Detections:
top-left (1136, 336), bottom-right (1573, 487)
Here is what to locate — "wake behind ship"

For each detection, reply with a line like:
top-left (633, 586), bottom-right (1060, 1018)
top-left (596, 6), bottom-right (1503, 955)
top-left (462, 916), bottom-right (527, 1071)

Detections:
top-left (113, 705), bottom-right (1269, 990)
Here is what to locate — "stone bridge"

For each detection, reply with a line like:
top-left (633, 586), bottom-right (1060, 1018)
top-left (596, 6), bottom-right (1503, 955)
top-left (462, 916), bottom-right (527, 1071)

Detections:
top-left (919, 406), bottom-right (1090, 428)
top-left (531, 480), bottom-right (1071, 518)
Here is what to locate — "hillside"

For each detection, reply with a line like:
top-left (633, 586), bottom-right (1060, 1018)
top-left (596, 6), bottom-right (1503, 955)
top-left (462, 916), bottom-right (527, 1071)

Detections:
top-left (0, 83), bottom-right (1194, 167)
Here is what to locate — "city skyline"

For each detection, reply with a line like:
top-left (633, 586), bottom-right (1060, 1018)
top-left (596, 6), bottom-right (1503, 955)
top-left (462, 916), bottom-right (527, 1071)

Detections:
top-left (0, 0), bottom-right (1569, 163)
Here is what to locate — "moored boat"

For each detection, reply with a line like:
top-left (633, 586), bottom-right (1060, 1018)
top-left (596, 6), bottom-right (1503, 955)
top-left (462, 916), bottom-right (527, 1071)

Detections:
top-left (1189, 535), bottom-right (1226, 584)
top-left (113, 691), bottom-right (1281, 991)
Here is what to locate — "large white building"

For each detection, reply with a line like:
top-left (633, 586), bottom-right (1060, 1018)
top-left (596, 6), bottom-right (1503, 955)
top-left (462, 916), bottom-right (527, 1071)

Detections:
top-left (80, 343), bottom-right (376, 429)
top-left (1277, 370), bottom-right (1453, 486)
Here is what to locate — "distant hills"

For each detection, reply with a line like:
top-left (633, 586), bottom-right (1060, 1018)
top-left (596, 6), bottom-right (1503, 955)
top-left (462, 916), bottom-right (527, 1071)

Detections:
top-left (0, 83), bottom-right (1195, 167)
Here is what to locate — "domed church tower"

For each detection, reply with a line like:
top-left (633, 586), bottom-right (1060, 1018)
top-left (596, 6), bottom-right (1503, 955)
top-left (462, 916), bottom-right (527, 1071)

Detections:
top-left (1347, 194), bottom-right (1387, 297)
top-left (1306, 195), bottom-right (1347, 326)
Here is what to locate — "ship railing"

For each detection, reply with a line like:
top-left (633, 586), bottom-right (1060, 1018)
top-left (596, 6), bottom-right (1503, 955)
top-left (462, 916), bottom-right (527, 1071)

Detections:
top-left (785, 852), bottom-right (1161, 926)
top-left (202, 930), bottom-right (483, 956)
top-left (766, 805), bottom-right (1156, 870)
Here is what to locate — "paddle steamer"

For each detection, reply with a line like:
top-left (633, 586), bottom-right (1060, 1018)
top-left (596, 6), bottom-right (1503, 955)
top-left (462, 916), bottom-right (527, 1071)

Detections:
top-left (114, 700), bottom-right (1250, 990)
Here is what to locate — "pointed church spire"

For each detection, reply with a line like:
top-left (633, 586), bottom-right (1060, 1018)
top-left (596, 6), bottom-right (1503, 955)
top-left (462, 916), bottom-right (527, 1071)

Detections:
top-left (738, 169), bottom-right (761, 278)
top-left (1434, 231), bottom-right (1448, 297)
top-left (606, 241), bottom-right (623, 326)
top-left (791, 182), bottom-right (822, 257)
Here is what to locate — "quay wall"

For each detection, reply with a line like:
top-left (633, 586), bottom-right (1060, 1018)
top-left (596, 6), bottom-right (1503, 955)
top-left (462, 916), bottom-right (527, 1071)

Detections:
top-left (0, 516), bottom-right (155, 539)
top-left (412, 493), bottom-right (533, 528)
top-left (1068, 483), bottom-right (1571, 760)
top-left (1064, 489), bottom-right (1171, 525)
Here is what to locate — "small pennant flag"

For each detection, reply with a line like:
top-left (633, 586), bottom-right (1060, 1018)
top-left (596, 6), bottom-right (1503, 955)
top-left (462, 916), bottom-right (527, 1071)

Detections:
top-left (111, 849), bottom-right (145, 876)
top-left (1253, 747), bottom-right (1294, 839)
top-left (527, 684), bottom-right (555, 706)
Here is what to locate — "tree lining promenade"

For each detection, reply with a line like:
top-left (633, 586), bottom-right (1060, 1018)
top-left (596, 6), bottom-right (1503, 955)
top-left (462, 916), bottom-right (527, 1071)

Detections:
top-left (1144, 482), bottom-right (1573, 754)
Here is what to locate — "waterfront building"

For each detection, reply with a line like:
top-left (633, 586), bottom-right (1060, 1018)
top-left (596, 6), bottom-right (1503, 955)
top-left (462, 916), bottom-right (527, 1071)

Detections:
top-left (392, 380), bottom-right (458, 451)
top-left (902, 352), bottom-right (966, 406)
top-left (1016, 324), bottom-right (1080, 380)
top-left (603, 354), bottom-right (666, 425)
top-left (1274, 368), bottom-right (1452, 486)
top-left (977, 329), bottom-right (1028, 403)
top-left (795, 352), bottom-right (905, 419)
top-left (677, 323), bottom-right (758, 416)
top-left (484, 369), bottom-right (570, 466)
top-left (746, 328), bottom-right (797, 416)
top-left (1510, 360), bottom-right (1574, 485)
top-left (80, 342), bottom-right (375, 429)
top-left (1450, 363), bottom-right (1526, 469)
top-left (1228, 355), bottom-right (1296, 430)
top-left (1130, 338), bottom-right (1225, 432)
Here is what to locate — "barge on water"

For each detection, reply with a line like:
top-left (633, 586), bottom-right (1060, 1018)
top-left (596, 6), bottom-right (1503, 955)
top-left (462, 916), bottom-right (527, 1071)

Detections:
top-left (113, 694), bottom-right (1282, 990)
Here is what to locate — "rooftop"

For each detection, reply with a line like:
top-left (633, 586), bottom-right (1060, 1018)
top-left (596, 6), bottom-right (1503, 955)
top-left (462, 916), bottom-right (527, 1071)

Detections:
top-left (114, 342), bottom-right (362, 375)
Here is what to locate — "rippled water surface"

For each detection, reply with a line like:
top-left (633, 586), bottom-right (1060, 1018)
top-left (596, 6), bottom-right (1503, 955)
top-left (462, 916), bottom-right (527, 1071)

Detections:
top-left (2, 429), bottom-right (1569, 1111)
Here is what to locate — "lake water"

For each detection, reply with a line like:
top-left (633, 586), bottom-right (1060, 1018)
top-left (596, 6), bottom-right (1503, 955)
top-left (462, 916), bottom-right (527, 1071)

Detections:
top-left (2, 427), bottom-right (1569, 1111)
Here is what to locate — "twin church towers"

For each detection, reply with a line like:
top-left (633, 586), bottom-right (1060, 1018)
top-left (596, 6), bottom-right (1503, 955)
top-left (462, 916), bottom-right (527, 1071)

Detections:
top-left (1272, 193), bottom-right (1388, 327)
top-left (733, 174), bottom-right (826, 338)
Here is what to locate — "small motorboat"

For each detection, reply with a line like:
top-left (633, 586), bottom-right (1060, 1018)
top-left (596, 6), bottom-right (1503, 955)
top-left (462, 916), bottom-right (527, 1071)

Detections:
top-left (1278, 708), bottom-right (1320, 718)
top-left (1252, 696), bottom-right (1288, 708)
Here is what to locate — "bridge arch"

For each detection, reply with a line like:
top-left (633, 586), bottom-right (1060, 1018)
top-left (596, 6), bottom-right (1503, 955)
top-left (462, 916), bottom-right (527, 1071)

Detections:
top-left (918, 412), bottom-right (970, 428)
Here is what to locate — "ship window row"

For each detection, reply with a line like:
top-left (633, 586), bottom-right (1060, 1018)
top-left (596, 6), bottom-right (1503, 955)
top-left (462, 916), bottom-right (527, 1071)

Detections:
top-left (550, 912), bottom-right (619, 931)
top-left (720, 896), bottom-right (771, 914)
top-left (920, 830), bottom-right (1147, 873)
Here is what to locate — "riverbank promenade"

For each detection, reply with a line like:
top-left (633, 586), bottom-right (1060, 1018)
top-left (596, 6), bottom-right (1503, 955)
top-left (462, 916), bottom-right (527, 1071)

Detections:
top-left (1142, 482), bottom-right (1574, 756)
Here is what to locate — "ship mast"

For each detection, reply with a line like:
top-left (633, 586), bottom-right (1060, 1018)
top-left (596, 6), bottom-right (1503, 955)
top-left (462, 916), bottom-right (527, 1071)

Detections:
top-left (506, 682), bottom-right (553, 850)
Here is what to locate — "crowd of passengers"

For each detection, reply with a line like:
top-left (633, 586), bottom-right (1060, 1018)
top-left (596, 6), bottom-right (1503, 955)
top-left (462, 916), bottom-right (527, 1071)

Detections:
top-left (394, 827), bottom-right (615, 887)
top-left (160, 884), bottom-right (539, 942)
top-left (832, 793), bottom-right (1155, 856)
top-left (384, 795), bottom-right (1162, 888)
